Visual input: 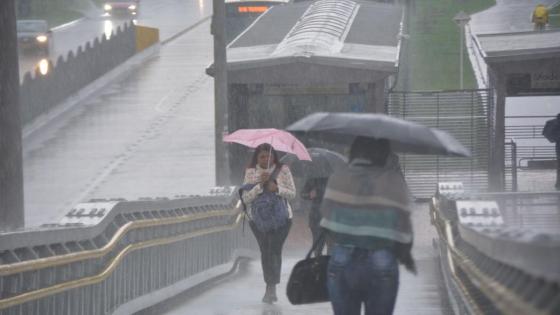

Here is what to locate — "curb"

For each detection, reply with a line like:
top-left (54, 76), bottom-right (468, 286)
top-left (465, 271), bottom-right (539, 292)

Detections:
top-left (161, 15), bottom-right (211, 45)
top-left (22, 43), bottom-right (161, 141)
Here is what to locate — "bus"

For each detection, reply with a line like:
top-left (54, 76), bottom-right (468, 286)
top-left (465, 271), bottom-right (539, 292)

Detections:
top-left (225, 0), bottom-right (291, 43)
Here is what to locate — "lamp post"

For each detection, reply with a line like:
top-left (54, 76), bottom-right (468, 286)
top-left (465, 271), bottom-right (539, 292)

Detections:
top-left (453, 11), bottom-right (471, 90)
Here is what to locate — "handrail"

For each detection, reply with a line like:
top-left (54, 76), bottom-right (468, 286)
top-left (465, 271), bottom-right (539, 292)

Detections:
top-left (0, 213), bottom-right (243, 310)
top-left (431, 185), bottom-right (560, 314)
top-left (0, 208), bottom-right (236, 276)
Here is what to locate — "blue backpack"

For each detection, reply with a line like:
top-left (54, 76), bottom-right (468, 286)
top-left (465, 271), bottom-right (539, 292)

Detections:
top-left (239, 167), bottom-right (289, 232)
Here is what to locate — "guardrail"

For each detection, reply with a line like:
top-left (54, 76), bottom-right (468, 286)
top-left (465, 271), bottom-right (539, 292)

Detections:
top-left (430, 182), bottom-right (560, 315)
top-left (0, 188), bottom-right (258, 314)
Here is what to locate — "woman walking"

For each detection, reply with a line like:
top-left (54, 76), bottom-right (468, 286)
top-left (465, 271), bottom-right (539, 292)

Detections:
top-left (240, 143), bottom-right (296, 303)
top-left (320, 136), bottom-right (416, 315)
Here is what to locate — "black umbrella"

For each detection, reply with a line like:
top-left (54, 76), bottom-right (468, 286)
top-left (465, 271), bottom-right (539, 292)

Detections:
top-left (281, 147), bottom-right (347, 178)
top-left (286, 112), bottom-right (471, 157)
top-left (542, 118), bottom-right (560, 143)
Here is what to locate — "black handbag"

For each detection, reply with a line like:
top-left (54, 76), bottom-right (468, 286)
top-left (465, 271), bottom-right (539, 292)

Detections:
top-left (286, 232), bottom-right (330, 305)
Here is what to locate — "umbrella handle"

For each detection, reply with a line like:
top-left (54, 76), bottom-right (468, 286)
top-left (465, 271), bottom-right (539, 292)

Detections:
top-left (267, 145), bottom-right (272, 169)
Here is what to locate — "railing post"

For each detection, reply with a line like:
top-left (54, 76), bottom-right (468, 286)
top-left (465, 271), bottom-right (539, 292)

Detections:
top-left (510, 139), bottom-right (518, 192)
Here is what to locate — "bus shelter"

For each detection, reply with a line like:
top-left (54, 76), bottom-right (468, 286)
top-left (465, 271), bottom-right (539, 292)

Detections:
top-left (212, 0), bottom-right (404, 182)
top-left (475, 30), bottom-right (560, 190)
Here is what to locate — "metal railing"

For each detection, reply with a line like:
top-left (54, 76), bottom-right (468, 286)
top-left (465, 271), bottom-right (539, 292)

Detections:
top-left (431, 183), bottom-right (560, 315)
top-left (505, 140), bottom-right (518, 192)
top-left (387, 89), bottom-right (494, 197)
top-left (503, 119), bottom-right (557, 191)
top-left (0, 189), bottom-right (258, 314)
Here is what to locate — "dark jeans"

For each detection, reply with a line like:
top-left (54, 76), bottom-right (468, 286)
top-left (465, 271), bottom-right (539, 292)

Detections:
top-left (327, 244), bottom-right (399, 315)
top-left (250, 219), bottom-right (292, 285)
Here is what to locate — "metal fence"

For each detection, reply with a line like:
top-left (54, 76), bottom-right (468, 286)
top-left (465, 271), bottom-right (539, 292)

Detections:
top-left (19, 22), bottom-right (137, 126)
top-left (431, 183), bottom-right (560, 315)
top-left (387, 89), bottom-right (494, 197)
top-left (503, 115), bottom-right (557, 191)
top-left (0, 190), bottom-right (257, 315)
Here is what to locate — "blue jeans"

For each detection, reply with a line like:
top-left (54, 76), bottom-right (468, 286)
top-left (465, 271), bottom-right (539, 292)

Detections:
top-left (327, 244), bottom-right (399, 315)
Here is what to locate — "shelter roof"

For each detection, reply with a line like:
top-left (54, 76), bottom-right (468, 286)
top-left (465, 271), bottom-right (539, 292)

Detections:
top-left (476, 30), bottom-right (560, 61)
top-left (227, 0), bottom-right (404, 72)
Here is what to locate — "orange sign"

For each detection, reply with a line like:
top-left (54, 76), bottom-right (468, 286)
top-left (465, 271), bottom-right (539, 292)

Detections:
top-left (238, 6), bottom-right (268, 13)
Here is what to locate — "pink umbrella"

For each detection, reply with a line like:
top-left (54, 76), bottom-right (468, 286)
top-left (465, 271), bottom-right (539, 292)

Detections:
top-left (223, 128), bottom-right (312, 161)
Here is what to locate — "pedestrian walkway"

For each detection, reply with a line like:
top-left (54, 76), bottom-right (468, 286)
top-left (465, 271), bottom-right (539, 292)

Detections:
top-left (159, 202), bottom-right (454, 315)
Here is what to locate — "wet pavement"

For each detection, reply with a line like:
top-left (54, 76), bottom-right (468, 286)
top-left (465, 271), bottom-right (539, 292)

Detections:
top-left (161, 203), bottom-right (453, 315)
top-left (470, 0), bottom-right (558, 34)
top-left (22, 13), bottom-right (215, 226)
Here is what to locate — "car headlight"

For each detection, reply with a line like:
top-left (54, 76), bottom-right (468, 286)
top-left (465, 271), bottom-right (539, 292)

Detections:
top-left (36, 35), bottom-right (48, 43)
top-left (104, 4), bottom-right (112, 11)
top-left (128, 4), bottom-right (136, 10)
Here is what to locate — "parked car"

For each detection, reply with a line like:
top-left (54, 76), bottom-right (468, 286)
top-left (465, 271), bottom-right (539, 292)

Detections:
top-left (103, 0), bottom-right (139, 17)
top-left (16, 20), bottom-right (51, 55)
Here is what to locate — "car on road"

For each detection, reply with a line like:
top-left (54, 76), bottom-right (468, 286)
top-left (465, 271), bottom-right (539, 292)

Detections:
top-left (103, 0), bottom-right (139, 17)
top-left (16, 20), bottom-right (52, 55)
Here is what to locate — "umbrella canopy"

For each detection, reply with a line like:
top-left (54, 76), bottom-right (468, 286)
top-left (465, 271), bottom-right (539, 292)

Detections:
top-left (280, 147), bottom-right (347, 178)
top-left (286, 112), bottom-right (471, 157)
top-left (542, 118), bottom-right (560, 143)
top-left (223, 128), bottom-right (312, 161)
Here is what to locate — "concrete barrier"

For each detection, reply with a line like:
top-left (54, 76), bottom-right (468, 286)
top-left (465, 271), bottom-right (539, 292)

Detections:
top-left (136, 25), bottom-right (160, 52)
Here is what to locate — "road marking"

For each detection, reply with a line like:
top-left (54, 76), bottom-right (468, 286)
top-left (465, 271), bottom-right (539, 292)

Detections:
top-left (51, 18), bottom-right (86, 32)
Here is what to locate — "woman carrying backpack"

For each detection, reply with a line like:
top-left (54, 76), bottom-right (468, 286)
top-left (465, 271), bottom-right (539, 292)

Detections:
top-left (241, 143), bottom-right (296, 303)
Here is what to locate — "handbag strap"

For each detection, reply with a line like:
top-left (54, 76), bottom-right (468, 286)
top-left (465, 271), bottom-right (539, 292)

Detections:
top-left (306, 229), bottom-right (326, 259)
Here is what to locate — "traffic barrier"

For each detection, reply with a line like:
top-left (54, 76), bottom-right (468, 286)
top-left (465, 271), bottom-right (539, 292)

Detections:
top-left (0, 188), bottom-right (258, 314)
top-left (136, 25), bottom-right (160, 52)
top-left (19, 22), bottom-right (161, 128)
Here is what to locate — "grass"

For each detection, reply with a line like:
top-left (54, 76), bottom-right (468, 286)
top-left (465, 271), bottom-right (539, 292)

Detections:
top-left (404, 0), bottom-right (496, 91)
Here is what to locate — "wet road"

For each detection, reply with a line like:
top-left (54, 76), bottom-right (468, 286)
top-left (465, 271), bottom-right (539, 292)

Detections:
top-left (160, 203), bottom-right (453, 315)
top-left (18, 0), bottom-right (213, 79)
top-left (22, 12), bottom-right (215, 227)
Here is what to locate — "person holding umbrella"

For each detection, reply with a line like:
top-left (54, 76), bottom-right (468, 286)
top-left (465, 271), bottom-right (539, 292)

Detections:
top-left (224, 129), bottom-right (310, 304)
top-left (320, 137), bottom-right (415, 315)
top-left (241, 143), bottom-right (295, 303)
top-left (281, 147), bottom-right (347, 256)
top-left (287, 112), bottom-right (470, 314)
top-left (542, 113), bottom-right (560, 190)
